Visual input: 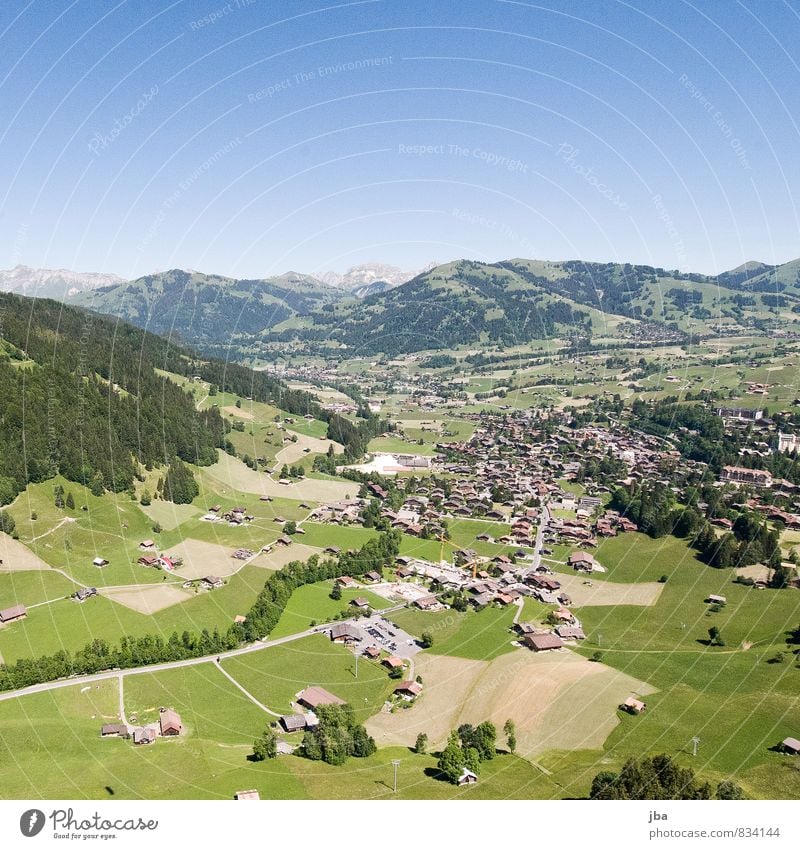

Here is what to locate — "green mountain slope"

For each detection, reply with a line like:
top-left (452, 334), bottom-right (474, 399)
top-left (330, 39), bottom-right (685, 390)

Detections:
top-left (71, 268), bottom-right (346, 350)
top-left (0, 292), bottom-right (227, 506)
top-left (69, 256), bottom-right (800, 358)
top-left (266, 256), bottom-right (800, 354)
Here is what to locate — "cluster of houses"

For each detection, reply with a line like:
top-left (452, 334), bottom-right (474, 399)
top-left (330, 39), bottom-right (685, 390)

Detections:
top-left (201, 505), bottom-right (255, 525)
top-left (101, 707), bottom-right (183, 745)
top-left (137, 541), bottom-right (181, 572)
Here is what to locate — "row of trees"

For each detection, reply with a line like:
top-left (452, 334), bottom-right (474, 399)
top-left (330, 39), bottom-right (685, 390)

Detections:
top-left (0, 531), bottom-right (402, 692)
top-left (589, 754), bottom-right (745, 800)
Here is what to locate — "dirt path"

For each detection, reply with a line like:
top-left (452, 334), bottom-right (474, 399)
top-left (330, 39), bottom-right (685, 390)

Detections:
top-left (118, 673), bottom-right (126, 723)
top-left (28, 516), bottom-right (76, 543)
top-left (215, 660), bottom-right (282, 717)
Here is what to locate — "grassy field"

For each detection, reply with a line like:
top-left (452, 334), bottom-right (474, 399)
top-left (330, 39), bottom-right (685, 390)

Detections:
top-left (0, 671), bottom-right (305, 799)
top-left (282, 744), bottom-right (556, 799)
top-left (0, 564), bottom-right (269, 664)
top-left (221, 634), bottom-right (394, 721)
top-left (429, 606), bottom-right (518, 661)
top-left (268, 581), bottom-right (390, 638)
top-left (367, 436), bottom-right (437, 456)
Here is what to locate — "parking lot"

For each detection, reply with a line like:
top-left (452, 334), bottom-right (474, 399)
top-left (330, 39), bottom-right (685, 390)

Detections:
top-left (319, 613), bottom-right (421, 659)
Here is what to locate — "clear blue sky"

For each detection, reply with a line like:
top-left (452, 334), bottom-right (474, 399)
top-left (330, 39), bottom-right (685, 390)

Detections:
top-left (1, 0), bottom-right (799, 279)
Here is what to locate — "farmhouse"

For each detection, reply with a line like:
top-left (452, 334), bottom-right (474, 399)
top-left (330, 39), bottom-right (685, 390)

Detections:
top-left (382, 656), bottom-right (404, 671)
top-left (132, 727), bottom-right (156, 745)
top-left (328, 623), bottom-right (362, 644)
top-left (350, 597), bottom-right (371, 609)
top-left (0, 604), bottom-right (27, 624)
top-left (523, 633), bottom-right (563, 652)
top-left (100, 724), bottom-right (130, 738)
top-left (137, 555), bottom-right (159, 567)
top-left (279, 714), bottom-right (317, 733)
top-left (555, 625), bottom-right (585, 640)
top-left (159, 708), bottom-right (182, 736)
top-left (201, 576), bottom-right (224, 590)
top-left (394, 680), bottom-right (423, 700)
top-left (73, 587), bottom-right (97, 602)
top-left (92, 557), bottom-right (109, 568)
top-left (621, 697), bottom-right (647, 715)
top-left (568, 551), bottom-right (600, 572)
top-left (413, 594), bottom-right (441, 610)
top-left (297, 686), bottom-right (345, 710)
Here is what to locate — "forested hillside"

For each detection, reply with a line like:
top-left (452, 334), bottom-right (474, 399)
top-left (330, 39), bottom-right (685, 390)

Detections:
top-left (0, 292), bottom-right (226, 505)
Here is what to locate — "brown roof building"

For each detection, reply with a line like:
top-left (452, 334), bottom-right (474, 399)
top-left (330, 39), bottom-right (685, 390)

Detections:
top-left (159, 708), bottom-right (182, 736)
top-left (297, 686), bottom-right (345, 710)
top-left (0, 604), bottom-right (27, 623)
top-left (523, 633), bottom-right (563, 652)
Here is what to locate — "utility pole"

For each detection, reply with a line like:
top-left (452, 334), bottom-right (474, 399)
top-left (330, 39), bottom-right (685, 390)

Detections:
top-left (691, 736), bottom-right (701, 757)
top-left (354, 649), bottom-right (359, 679)
top-left (391, 759), bottom-right (401, 792)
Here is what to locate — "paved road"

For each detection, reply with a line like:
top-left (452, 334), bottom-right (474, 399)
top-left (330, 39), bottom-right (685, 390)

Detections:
top-left (0, 626), bottom-right (320, 704)
top-left (0, 601), bottom-right (409, 704)
top-left (530, 503), bottom-right (550, 571)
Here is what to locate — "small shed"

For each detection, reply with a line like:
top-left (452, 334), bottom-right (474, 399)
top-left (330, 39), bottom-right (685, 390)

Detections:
top-left (457, 768), bottom-right (478, 786)
top-left (781, 737), bottom-right (800, 755)
top-left (234, 790), bottom-right (260, 800)
top-left (621, 696), bottom-right (647, 715)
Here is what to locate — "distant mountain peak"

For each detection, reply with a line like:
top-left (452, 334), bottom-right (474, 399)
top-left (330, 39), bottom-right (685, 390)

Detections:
top-left (724, 260), bottom-right (772, 274)
top-left (315, 261), bottom-right (435, 295)
top-left (0, 264), bottom-right (126, 299)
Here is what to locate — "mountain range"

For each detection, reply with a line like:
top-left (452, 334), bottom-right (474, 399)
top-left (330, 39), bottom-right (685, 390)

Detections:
top-left (315, 262), bottom-right (432, 297)
top-left (4, 256), bottom-right (799, 357)
top-left (0, 265), bottom-right (125, 299)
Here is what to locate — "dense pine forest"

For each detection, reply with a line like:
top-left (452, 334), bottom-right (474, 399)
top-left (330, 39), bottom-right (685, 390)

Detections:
top-left (0, 292), bottom-right (227, 505)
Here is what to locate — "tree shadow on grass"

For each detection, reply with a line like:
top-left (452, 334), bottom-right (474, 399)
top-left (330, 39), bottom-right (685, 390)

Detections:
top-left (424, 766), bottom-right (450, 783)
